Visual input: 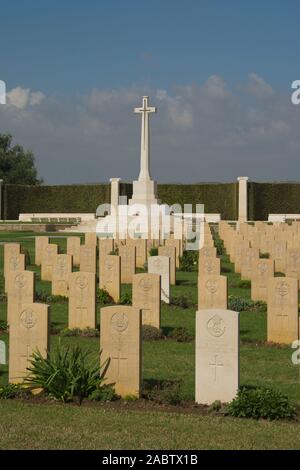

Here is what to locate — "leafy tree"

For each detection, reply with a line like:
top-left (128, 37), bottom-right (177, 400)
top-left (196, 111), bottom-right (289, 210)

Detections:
top-left (0, 133), bottom-right (42, 184)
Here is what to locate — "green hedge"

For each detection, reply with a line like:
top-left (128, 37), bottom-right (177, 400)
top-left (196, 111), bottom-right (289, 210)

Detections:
top-left (3, 182), bottom-right (238, 220)
top-left (248, 182), bottom-right (300, 220)
top-left (157, 183), bottom-right (238, 220)
top-left (3, 184), bottom-right (110, 220)
top-left (5, 180), bottom-right (300, 221)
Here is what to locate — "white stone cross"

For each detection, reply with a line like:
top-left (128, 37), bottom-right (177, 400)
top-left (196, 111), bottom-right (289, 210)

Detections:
top-left (134, 96), bottom-right (156, 181)
top-left (0, 80), bottom-right (6, 105)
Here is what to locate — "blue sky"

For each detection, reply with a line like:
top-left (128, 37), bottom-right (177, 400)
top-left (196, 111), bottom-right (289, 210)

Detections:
top-left (1, 0), bottom-right (298, 92)
top-left (0, 1), bottom-right (300, 183)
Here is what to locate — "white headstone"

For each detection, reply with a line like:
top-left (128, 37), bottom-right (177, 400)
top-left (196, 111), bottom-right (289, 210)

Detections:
top-left (195, 309), bottom-right (239, 404)
top-left (0, 340), bottom-right (6, 364)
top-left (148, 255), bottom-right (170, 303)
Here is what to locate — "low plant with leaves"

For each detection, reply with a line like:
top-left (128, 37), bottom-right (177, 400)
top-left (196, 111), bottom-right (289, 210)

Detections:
top-left (168, 326), bottom-right (193, 343)
top-left (226, 386), bottom-right (296, 421)
top-left (214, 238), bottom-right (225, 256)
top-left (238, 280), bottom-right (251, 289)
top-left (228, 295), bottom-right (266, 312)
top-left (89, 384), bottom-right (117, 402)
top-left (171, 294), bottom-right (193, 309)
top-left (26, 343), bottom-right (110, 404)
top-left (97, 288), bottom-right (113, 305)
top-left (119, 292), bottom-right (132, 305)
top-left (142, 325), bottom-right (164, 341)
top-left (60, 327), bottom-right (99, 338)
top-left (20, 247), bottom-right (31, 265)
top-left (143, 379), bottom-right (183, 405)
top-left (149, 247), bottom-right (158, 256)
top-left (179, 250), bottom-right (198, 272)
top-left (0, 383), bottom-right (22, 399)
top-left (0, 319), bottom-right (8, 332)
top-left (36, 291), bottom-right (67, 303)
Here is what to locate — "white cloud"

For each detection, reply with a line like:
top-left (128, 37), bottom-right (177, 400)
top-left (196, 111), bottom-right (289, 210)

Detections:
top-left (0, 76), bottom-right (299, 184)
top-left (203, 75), bottom-right (229, 98)
top-left (156, 89), bottom-right (193, 129)
top-left (7, 86), bottom-right (45, 109)
top-left (29, 91), bottom-right (45, 106)
top-left (245, 73), bottom-right (274, 99)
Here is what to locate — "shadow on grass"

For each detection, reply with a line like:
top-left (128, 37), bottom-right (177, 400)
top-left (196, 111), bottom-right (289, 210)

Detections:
top-left (175, 279), bottom-right (196, 286)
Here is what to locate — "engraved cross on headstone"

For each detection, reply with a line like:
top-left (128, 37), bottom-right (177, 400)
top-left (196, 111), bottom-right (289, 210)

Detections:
top-left (112, 347), bottom-right (128, 377)
top-left (21, 343), bottom-right (31, 368)
top-left (209, 354), bottom-right (224, 382)
top-left (290, 252), bottom-right (300, 270)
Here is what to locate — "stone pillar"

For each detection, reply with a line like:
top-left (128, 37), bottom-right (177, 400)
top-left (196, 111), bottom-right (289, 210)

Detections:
top-left (0, 179), bottom-right (3, 221)
top-left (110, 178), bottom-right (121, 211)
top-left (237, 177), bottom-right (248, 222)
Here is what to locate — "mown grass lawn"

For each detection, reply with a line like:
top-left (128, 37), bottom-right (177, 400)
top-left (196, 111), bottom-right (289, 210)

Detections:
top-left (0, 230), bottom-right (299, 450)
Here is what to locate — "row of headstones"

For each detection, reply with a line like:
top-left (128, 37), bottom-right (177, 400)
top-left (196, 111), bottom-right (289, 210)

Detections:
top-left (198, 224), bottom-right (226, 311)
top-left (36, 235), bottom-right (181, 299)
top-left (4, 233), bottom-right (240, 404)
top-left (4, 241), bottom-right (164, 331)
top-left (222, 220), bottom-right (300, 276)
top-left (3, 236), bottom-right (166, 381)
top-left (5, 301), bottom-right (239, 405)
top-left (4, 233), bottom-right (182, 329)
top-left (219, 222), bottom-right (300, 345)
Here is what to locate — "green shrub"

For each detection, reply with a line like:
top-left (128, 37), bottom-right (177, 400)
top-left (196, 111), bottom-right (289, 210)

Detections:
top-left (260, 253), bottom-right (270, 259)
top-left (221, 265), bottom-right (232, 273)
top-left (0, 319), bottom-right (8, 332)
top-left (0, 383), bottom-right (22, 399)
top-left (26, 343), bottom-right (110, 404)
top-left (81, 327), bottom-right (100, 337)
top-left (149, 247), bottom-right (158, 256)
top-left (179, 250), bottom-right (198, 271)
top-left (143, 379), bottom-right (183, 405)
top-left (142, 325), bottom-right (164, 341)
top-left (48, 294), bottom-right (68, 303)
top-left (109, 249), bottom-right (118, 255)
top-left (20, 247), bottom-right (31, 265)
top-left (228, 295), bottom-right (266, 312)
top-left (36, 291), bottom-right (67, 303)
top-left (226, 386), bottom-right (296, 421)
top-left (171, 295), bottom-right (192, 309)
top-left (123, 394), bottom-right (139, 402)
top-left (214, 238), bottom-right (225, 256)
top-left (119, 292), bottom-right (132, 305)
top-left (238, 280), bottom-right (251, 289)
top-left (97, 288), bottom-right (113, 305)
top-left (89, 384), bottom-right (117, 402)
top-left (50, 324), bottom-right (60, 335)
top-left (136, 266), bottom-right (147, 273)
top-left (0, 293), bottom-right (7, 303)
top-left (208, 400), bottom-right (223, 413)
top-left (168, 327), bottom-right (193, 343)
top-left (60, 327), bottom-right (99, 338)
